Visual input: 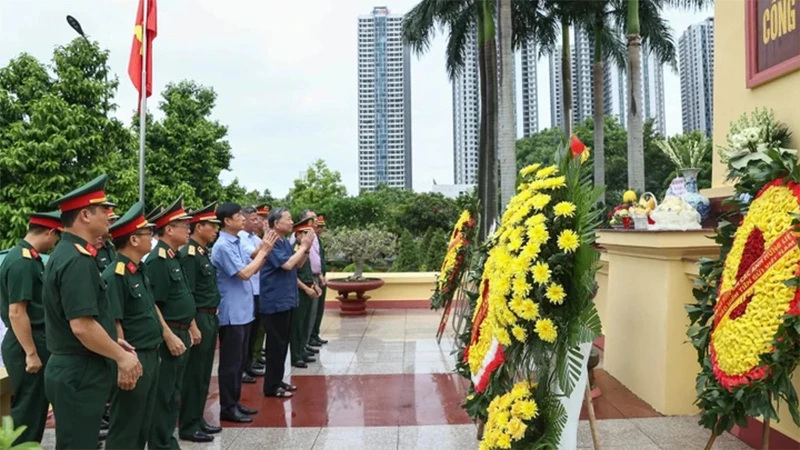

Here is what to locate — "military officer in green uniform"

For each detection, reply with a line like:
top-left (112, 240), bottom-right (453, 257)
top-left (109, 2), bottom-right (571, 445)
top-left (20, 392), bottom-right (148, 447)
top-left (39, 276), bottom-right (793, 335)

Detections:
top-left (146, 196), bottom-right (202, 450)
top-left (290, 217), bottom-right (321, 368)
top-left (178, 202), bottom-right (222, 442)
top-left (0, 211), bottom-right (62, 444)
top-left (95, 208), bottom-right (119, 272)
top-left (309, 213), bottom-right (329, 347)
top-left (43, 174), bottom-right (143, 450)
top-left (104, 201), bottom-right (163, 450)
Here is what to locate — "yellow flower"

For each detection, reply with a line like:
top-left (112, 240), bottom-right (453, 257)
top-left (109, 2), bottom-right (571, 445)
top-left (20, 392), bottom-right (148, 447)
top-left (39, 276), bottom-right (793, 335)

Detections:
top-left (520, 242), bottom-right (541, 261)
top-left (535, 319), bottom-right (558, 343)
top-left (532, 262), bottom-right (551, 285)
top-left (496, 411), bottom-right (511, 428)
top-left (509, 296), bottom-right (525, 314)
top-left (527, 224), bottom-right (549, 246)
top-left (510, 381), bottom-right (531, 400)
top-left (524, 213), bottom-right (547, 227)
top-left (553, 201), bottom-right (577, 218)
top-left (496, 433), bottom-right (512, 449)
top-left (519, 163), bottom-right (541, 177)
top-left (529, 193), bottom-right (551, 211)
top-left (557, 229), bottom-right (580, 253)
top-left (512, 275), bottom-right (530, 297)
top-left (546, 283), bottom-right (566, 305)
top-left (507, 417), bottom-right (528, 441)
top-left (518, 300), bottom-right (540, 321)
top-left (511, 399), bottom-right (539, 420)
top-left (535, 165), bottom-right (558, 179)
top-left (495, 327), bottom-right (512, 346)
top-left (545, 176), bottom-right (567, 189)
top-left (502, 309), bottom-right (518, 326)
top-left (467, 394), bottom-right (475, 401)
top-left (512, 325), bottom-right (527, 342)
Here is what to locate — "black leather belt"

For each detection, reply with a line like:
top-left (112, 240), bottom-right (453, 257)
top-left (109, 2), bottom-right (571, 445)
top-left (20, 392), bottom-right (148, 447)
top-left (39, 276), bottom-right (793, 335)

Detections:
top-left (165, 321), bottom-right (190, 330)
top-left (197, 307), bottom-right (217, 315)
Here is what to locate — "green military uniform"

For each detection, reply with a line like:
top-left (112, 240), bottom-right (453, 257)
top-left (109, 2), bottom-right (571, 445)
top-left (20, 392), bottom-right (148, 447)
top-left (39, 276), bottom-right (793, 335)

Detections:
top-left (310, 232), bottom-right (327, 343)
top-left (290, 218), bottom-right (316, 365)
top-left (96, 240), bottom-right (117, 272)
top-left (43, 174), bottom-right (117, 450)
top-left (146, 197), bottom-right (195, 450)
top-left (0, 211), bottom-right (61, 444)
top-left (104, 201), bottom-right (163, 450)
top-left (178, 203), bottom-right (221, 439)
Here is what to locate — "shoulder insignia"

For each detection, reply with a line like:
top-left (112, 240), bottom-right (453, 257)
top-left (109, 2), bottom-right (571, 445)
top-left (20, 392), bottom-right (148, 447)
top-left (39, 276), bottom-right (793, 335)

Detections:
top-left (188, 245), bottom-right (196, 256)
top-left (21, 248), bottom-right (31, 259)
top-left (114, 261), bottom-right (125, 276)
top-left (168, 249), bottom-right (175, 259)
top-left (74, 243), bottom-right (92, 256)
top-left (158, 248), bottom-right (167, 259)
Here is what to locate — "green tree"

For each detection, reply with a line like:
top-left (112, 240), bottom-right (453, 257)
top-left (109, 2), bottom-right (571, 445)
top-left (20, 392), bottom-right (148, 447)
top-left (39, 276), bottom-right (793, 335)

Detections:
top-left (516, 127), bottom-right (566, 169)
top-left (424, 230), bottom-right (449, 272)
top-left (391, 231), bottom-right (421, 272)
top-left (0, 39), bottom-right (133, 247)
top-left (286, 159), bottom-right (347, 210)
top-left (397, 192), bottom-right (460, 236)
top-left (142, 80), bottom-right (232, 207)
top-left (220, 178), bottom-right (274, 206)
top-left (418, 228), bottom-right (435, 271)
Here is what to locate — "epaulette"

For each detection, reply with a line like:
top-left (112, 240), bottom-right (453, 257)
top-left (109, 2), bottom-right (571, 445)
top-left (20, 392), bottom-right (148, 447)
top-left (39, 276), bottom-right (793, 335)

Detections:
top-left (74, 243), bottom-right (92, 256)
top-left (21, 248), bottom-right (31, 259)
top-left (188, 245), bottom-right (196, 256)
top-left (158, 248), bottom-right (167, 259)
top-left (115, 261), bottom-right (125, 276)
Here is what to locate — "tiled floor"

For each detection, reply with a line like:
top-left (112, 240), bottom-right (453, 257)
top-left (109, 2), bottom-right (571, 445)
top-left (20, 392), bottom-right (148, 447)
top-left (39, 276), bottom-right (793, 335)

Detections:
top-left (41, 309), bottom-right (751, 449)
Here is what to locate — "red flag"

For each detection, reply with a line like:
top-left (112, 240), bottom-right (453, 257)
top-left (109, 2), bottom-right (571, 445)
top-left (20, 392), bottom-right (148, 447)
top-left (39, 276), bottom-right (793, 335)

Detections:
top-left (128, 0), bottom-right (158, 100)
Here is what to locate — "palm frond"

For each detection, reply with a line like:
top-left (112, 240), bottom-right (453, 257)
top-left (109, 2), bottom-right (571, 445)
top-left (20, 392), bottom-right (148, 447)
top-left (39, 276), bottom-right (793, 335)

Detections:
top-left (638, 0), bottom-right (678, 69)
top-left (402, 0), bottom-right (440, 55)
top-left (445, 8), bottom-right (478, 80)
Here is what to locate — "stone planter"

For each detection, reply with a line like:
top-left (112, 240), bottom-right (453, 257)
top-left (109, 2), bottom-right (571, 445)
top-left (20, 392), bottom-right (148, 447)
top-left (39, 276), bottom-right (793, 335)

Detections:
top-left (327, 278), bottom-right (385, 316)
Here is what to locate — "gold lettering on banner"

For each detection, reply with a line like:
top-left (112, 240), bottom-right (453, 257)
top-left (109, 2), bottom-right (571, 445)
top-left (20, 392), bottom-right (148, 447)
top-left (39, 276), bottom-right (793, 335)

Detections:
top-left (764, 0), bottom-right (798, 45)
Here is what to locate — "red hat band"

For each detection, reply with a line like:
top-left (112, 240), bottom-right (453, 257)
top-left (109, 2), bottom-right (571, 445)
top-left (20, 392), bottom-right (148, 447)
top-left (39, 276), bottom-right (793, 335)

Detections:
top-left (30, 217), bottom-right (62, 230)
top-left (190, 212), bottom-right (217, 224)
top-left (111, 216), bottom-right (150, 239)
top-left (155, 209), bottom-right (189, 229)
top-left (59, 191), bottom-right (109, 213)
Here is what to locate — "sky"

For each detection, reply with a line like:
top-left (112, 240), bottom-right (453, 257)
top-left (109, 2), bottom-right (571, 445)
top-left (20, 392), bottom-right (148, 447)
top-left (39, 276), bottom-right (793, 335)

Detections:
top-left (0, 0), bottom-right (712, 198)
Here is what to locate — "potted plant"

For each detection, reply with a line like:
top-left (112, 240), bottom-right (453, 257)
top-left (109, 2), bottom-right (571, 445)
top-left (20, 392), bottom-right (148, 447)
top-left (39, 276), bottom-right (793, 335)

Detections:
top-left (656, 133), bottom-right (711, 221)
top-left (325, 225), bottom-right (396, 316)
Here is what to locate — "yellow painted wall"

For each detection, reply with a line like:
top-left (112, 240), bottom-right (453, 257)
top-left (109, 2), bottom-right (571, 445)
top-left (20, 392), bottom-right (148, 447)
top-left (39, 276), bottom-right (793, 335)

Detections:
top-left (712, 1), bottom-right (800, 189)
top-left (324, 272), bottom-right (436, 302)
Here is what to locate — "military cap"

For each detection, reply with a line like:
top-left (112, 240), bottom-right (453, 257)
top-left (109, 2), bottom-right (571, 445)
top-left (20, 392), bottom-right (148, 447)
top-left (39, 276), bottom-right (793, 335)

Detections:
top-left (29, 210), bottom-right (63, 230)
top-left (107, 208), bottom-right (120, 221)
top-left (293, 216), bottom-right (314, 233)
top-left (109, 201), bottom-right (155, 239)
top-left (145, 204), bottom-right (165, 222)
top-left (315, 213), bottom-right (326, 227)
top-left (256, 203), bottom-right (271, 216)
top-left (150, 196), bottom-right (192, 229)
top-left (50, 174), bottom-right (116, 213)
top-left (188, 202), bottom-right (221, 224)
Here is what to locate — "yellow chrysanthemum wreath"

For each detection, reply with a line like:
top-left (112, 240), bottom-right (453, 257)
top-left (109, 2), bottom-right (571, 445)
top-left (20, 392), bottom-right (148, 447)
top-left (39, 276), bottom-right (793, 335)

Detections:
top-left (430, 210), bottom-right (476, 310)
top-left (480, 381), bottom-right (540, 450)
top-left (467, 163), bottom-right (578, 375)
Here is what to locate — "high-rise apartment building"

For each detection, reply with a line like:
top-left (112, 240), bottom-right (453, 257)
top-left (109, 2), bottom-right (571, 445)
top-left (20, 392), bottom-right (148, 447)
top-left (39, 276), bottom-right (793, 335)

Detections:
top-left (357, 6), bottom-right (412, 191)
top-left (451, 28), bottom-right (518, 184)
top-left (548, 28), bottom-right (600, 129)
top-left (604, 44), bottom-right (667, 135)
top-left (679, 17), bottom-right (714, 137)
top-left (452, 31), bottom-right (480, 185)
top-left (520, 40), bottom-right (539, 137)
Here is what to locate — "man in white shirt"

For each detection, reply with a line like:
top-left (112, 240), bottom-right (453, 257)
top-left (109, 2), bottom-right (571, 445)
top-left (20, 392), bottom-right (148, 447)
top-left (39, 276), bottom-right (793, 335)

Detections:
top-left (237, 206), bottom-right (266, 381)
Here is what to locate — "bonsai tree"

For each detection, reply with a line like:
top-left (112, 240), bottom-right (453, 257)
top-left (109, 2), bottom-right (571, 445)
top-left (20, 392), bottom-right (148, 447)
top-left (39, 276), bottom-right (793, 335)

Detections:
top-left (326, 225), bottom-right (396, 281)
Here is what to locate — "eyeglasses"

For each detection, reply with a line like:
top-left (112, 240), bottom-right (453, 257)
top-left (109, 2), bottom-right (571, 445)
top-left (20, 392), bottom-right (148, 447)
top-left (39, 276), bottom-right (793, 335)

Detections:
top-left (133, 229), bottom-right (154, 237)
top-left (169, 223), bottom-right (191, 230)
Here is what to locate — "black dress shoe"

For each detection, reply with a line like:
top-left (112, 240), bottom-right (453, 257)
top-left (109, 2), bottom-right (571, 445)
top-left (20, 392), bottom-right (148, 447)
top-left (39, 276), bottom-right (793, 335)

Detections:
top-left (220, 410), bottom-right (252, 423)
top-left (246, 364), bottom-right (266, 377)
top-left (303, 355), bottom-right (317, 363)
top-left (237, 404), bottom-right (258, 415)
top-left (257, 355), bottom-right (266, 365)
top-left (316, 337), bottom-right (329, 345)
top-left (305, 346), bottom-right (319, 354)
top-left (201, 423), bottom-right (222, 434)
top-left (252, 361), bottom-right (266, 370)
top-left (100, 419), bottom-right (109, 430)
top-left (292, 360), bottom-right (308, 368)
top-left (242, 373), bottom-right (256, 384)
top-left (179, 431), bottom-right (214, 443)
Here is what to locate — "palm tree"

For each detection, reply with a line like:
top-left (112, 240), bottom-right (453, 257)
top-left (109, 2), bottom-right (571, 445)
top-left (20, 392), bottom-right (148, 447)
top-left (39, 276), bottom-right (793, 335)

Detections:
top-left (403, 0), bottom-right (554, 239)
top-left (623, 0), bottom-right (710, 191)
top-left (497, 0), bottom-right (516, 209)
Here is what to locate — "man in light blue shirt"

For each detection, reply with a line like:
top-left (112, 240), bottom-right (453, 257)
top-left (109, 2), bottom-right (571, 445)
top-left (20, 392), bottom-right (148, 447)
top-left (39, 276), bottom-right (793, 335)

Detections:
top-left (237, 206), bottom-right (265, 380)
top-left (210, 203), bottom-right (276, 424)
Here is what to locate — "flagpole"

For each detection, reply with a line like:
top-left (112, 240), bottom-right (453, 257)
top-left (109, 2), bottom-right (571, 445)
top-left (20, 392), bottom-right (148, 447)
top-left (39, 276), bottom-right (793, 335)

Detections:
top-left (138, 0), bottom-right (148, 204)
